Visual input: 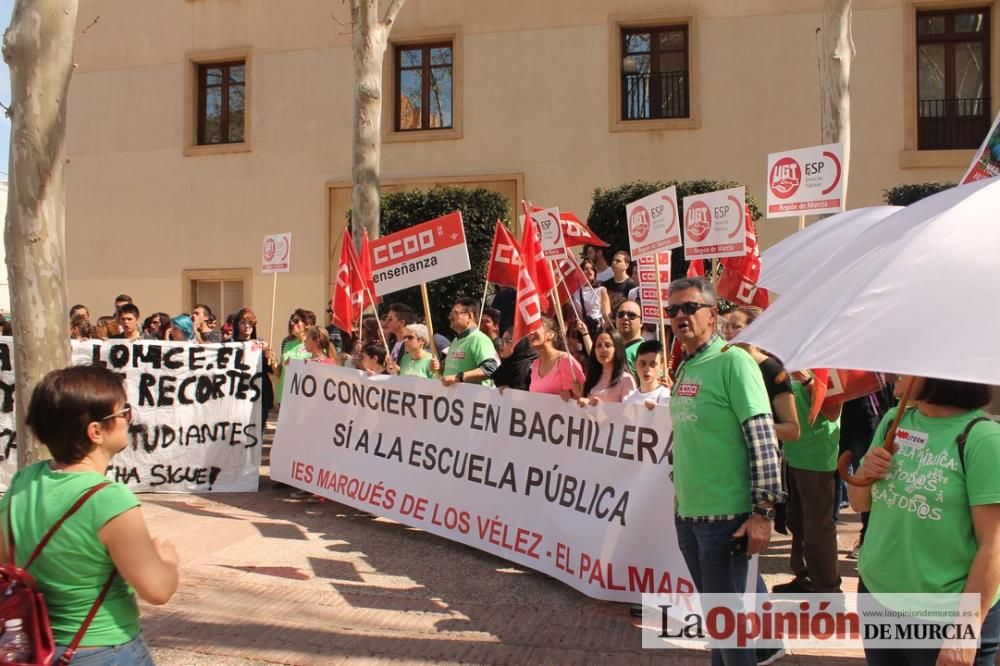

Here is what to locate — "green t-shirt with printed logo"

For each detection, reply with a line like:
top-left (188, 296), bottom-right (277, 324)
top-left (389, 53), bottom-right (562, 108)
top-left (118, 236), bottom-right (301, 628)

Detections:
top-left (859, 408), bottom-right (1000, 605)
top-left (443, 328), bottom-right (497, 387)
top-left (784, 382), bottom-right (841, 472)
top-left (399, 353), bottom-right (434, 379)
top-left (669, 337), bottom-right (773, 518)
top-left (0, 462), bottom-right (142, 647)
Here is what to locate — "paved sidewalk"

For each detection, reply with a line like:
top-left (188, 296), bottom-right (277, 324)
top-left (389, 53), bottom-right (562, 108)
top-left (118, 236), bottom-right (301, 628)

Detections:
top-left (140, 418), bottom-right (866, 665)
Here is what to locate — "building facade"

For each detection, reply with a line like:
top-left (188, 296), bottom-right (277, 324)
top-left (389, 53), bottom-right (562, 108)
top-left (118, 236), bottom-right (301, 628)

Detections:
top-left (65, 0), bottom-right (998, 335)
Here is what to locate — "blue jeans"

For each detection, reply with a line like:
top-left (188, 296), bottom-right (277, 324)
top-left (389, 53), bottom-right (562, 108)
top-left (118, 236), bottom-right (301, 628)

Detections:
top-left (675, 515), bottom-right (756, 666)
top-left (53, 632), bottom-right (155, 665)
top-left (860, 580), bottom-right (1000, 666)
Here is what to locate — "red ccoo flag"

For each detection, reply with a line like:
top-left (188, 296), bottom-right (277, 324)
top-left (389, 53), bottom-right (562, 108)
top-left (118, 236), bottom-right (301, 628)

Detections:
top-left (718, 207), bottom-right (769, 308)
top-left (686, 259), bottom-right (705, 278)
top-left (359, 229), bottom-right (381, 306)
top-left (331, 232), bottom-right (365, 335)
top-left (486, 221), bottom-right (523, 288)
top-left (809, 369), bottom-right (885, 424)
top-left (520, 202), bottom-right (555, 307)
top-left (553, 248), bottom-right (589, 305)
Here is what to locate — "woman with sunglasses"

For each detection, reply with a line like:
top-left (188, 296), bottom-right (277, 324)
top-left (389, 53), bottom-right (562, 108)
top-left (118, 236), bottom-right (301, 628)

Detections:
top-left (528, 317), bottom-right (584, 400)
top-left (386, 324), bottom-right (434, 379)
top-left (0, 366), bottom-right (178, 664)
top-left (850, 377), bottom-right (1000, 665)
top-left (276, 309), bottom-right (315, 403)
top-left (579, 326), bottom-right (636, 406)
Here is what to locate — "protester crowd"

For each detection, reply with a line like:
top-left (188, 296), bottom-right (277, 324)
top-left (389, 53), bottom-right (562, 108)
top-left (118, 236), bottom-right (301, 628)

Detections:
top-left (0, 229), bottom-right (995, 666)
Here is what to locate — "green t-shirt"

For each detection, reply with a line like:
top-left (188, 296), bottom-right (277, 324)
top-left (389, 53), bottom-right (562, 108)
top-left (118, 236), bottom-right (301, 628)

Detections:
top-left (624, 339), bottom-right (642, 377)
top-left (0, 462), bottom-right (141, 646)
top-left (859, 408), bottom-right (1000, 605)
top-left (399, 353), bottom-right (434, 379)
top-left (443, 328), bottom-right (496, 387)
top-left (784, 382), bottom-right (841, 472)
top-left (277, 338), bottom-right (312, 402)
top-left (669, 338), bottom-right (772, 518)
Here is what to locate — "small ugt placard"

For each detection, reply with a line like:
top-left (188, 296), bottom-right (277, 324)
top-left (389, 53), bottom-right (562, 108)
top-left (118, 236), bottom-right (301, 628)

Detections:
top-left (370, 211), bottom-right (471, 296)
top-left (682, 187), bottom-right (746, 260)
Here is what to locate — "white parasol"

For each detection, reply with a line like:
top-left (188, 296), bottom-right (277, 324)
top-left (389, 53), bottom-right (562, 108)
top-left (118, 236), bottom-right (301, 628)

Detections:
top-left (758, 206), bottom-right (901, 294)
top-left (734, 177), bottom-right (1000, 385)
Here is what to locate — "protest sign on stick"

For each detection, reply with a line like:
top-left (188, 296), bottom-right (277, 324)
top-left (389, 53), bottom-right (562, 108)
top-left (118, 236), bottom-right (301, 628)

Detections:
top-left (261, 233), bottom-right (292, 346)
top-left (765, 143), bottom-right (844, 221)
top-left (683, 187), bottom-right (747, 261)
top-left (0, 339), bottom-right (263, 493)
top-left (625, 186), bottom-right (681, 260)
top-left (370, 211), bottom-right (471, 297)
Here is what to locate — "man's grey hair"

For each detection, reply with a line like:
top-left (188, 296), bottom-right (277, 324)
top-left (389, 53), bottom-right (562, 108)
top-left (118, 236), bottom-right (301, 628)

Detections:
top-left (668, 276), bottom-right (718, 307)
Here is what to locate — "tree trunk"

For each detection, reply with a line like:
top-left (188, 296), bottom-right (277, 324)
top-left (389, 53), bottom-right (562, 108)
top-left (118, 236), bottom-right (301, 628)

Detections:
top-left (2, 0), bottom-right (76, 466)
top-left (820, 0), bottom-right (852, 206)
top-left (349, 0), bottom-right (406, 247)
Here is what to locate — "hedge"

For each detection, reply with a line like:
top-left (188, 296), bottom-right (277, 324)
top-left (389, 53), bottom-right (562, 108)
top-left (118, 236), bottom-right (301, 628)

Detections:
top-left (882, 182), bottom-right (956, 206)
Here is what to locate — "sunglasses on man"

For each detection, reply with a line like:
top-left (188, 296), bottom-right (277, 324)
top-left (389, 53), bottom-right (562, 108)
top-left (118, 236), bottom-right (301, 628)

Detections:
top-left (666, 302), bottom-right (713, 318)
top-left (615, 311), bottom-right (640, 320)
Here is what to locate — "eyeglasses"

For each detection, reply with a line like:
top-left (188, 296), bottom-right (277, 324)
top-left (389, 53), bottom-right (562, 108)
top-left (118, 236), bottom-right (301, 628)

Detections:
top-left (101, 403), bottom-right (133, 425)
top-left (666, 302), bottom-right (713, 318)
top-left (450, 309), bottom-right (471, 317)
top-left (239, 319), bottom-right (256, 326)
top-left (615, 311), bottom-right (640, 320)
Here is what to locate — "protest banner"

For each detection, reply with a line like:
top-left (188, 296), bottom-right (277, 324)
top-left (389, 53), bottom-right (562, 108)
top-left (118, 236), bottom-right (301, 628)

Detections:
top-left (961, 110), bottom-right (1000, 183)
top-left (370, 211), bottom-right (471, 297)
top-left (0, 339), bottom-right (263, 493)
top-left (529, 206), bottom-right (566, 258)
top-left (272, 364), bottom-right (694, 604)
top-left (625, 187), bottom-right (681, 260)
top-left (682, 187), bottom-right (747, 260)
top-left (766, 143), bottom-right (844, 218)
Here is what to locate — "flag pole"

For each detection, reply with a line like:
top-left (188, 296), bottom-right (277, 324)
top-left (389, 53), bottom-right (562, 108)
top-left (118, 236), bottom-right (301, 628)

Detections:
top-left (711, 258), bottom-right (720, 289)
top-left (798, 214), bottom-right (806, 231)
top-left (546, 259), bottom-right (571, 352)
top-left (653, 253), bottom-right (670, 378)
top-left (268, 272), bottom-right (278, 349)
top-left (420, 282), bottom-right (441, 377)
top-left (478, 276), bottom-right (491, 322)
top-left (345, 234), bottom-right (389, 351)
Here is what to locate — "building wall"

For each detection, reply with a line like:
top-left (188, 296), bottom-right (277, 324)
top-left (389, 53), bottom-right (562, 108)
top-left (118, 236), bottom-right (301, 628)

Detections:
top-left (64, 0), bottom-right (998, 336)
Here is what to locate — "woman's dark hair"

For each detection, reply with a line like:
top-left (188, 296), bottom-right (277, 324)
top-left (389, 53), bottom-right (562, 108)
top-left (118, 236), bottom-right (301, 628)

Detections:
top-left (293, 308), bottom-right (317, 327)
top-left (362, 344), bottom-right (387, 366)
top-left (232, 308), bottom-right (259, 341)
top-left (917, 378), bottom-right (992, 410)
top-left (27, 365), bottom-right (127, 464)
top-left (583, 327), bottom-right (626, 397)
top-left (361, 314), bottom-right (380, 344)
top-left (69, 314), bottom-right (93, 340)
top-left (535, 317), bottom-right (567, 352)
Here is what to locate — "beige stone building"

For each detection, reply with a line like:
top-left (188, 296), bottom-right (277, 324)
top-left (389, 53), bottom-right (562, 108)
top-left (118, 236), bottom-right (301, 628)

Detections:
top-left (65, 0), bottom-right (997, 336)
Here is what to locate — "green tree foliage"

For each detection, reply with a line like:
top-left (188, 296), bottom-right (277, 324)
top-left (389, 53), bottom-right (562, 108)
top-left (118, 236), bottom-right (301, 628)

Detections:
top-left (377, 187), bottom-right (510, 337)
top-left (882, 182), bottom-right (955, 206)
top-left (585, 180), bottom-right (762, 280)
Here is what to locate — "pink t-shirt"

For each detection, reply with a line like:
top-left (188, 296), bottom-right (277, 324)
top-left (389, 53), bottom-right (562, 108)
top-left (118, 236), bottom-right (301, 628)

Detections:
top-left (529, 353), bottom-right (585, 395)
top-left (588, 371), bottom-right (637, 403)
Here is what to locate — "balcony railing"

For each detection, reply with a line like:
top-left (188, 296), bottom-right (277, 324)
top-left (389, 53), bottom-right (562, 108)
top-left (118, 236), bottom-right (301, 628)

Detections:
top-left (918, 97), bottom-right (992, 150)
top-left (623, 71), bottom-right (689, 121)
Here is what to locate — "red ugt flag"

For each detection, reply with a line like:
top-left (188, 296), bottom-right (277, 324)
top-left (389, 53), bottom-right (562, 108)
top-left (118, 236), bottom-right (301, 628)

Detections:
top-left (718, 207), bottom-right (769, 308)
top-left (553, 249), bottom-right (589, 305)
top-left (486, 221), bottom-right (523, 288)
top-left (530, 206), bottom-right (608, 248)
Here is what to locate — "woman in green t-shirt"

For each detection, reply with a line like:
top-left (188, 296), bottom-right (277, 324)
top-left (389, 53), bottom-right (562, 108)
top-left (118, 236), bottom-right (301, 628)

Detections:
top-left (388, 323), bottom-right (434, 379)
top-left (0, 366), bottom-right (179, 664)
top-left (849, 376), bottom-right (1000, 665)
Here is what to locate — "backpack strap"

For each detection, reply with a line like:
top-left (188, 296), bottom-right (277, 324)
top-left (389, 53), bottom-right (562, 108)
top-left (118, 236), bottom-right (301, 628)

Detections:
top-left (20, 481), bottom-right (112, 570)
top-left (7, 481), bottom-right (117, 663)
top-left (956, 417), bottom-right (993, 475)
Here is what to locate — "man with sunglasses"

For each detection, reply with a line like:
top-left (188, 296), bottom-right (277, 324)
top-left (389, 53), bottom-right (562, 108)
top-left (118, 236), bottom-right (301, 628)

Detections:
top-left (614, 301), bottom-right (644, 376)
top-left (667, 277), bottom-right (783, 666)
top-left (436, 297), bottom-right (499, 387)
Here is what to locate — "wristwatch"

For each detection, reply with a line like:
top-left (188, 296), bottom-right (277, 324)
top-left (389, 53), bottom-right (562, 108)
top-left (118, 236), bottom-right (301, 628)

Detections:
top-left (752, 505), bottom-right (776, 520)
top-left (456, 371), bottom-right (465, 383)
